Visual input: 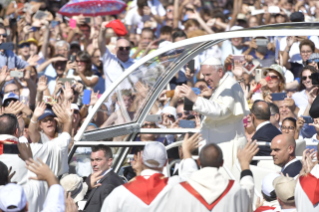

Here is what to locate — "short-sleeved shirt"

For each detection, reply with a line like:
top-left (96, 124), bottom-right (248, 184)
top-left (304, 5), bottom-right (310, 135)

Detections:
top-left (0, 50), bottom-right (29, 70)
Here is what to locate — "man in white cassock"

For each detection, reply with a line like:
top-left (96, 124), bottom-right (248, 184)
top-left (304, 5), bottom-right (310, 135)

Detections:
top-left (295, 146), bottom-right (319, 212)
top-left (100, 133), bottom-right (202, 212)
top-left (179, 57), bottom-right (250, 168)
top-left (165, 140), bottom-right (258, 212)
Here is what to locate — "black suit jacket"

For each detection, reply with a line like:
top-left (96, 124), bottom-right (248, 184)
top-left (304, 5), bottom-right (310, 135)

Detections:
top-left (252, 123), bottom-right (282, 156)
top-left (282, 160), bottom-right (302, 177)
top-left (84, 170), bottom-right (123, 212)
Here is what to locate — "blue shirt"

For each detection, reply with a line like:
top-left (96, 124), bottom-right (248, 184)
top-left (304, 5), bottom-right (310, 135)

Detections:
top-left (0, 50), bottom-right (29, 70)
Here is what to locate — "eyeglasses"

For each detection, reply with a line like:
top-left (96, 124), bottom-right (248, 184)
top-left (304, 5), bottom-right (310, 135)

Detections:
top-left (302, 75), bottom-right (312, 81)
top-left (281, 126), bottom-right (295, 130)
top-left (119, 46), bottom-right (131, 51)
top-left (0, 33), bottom-right (7, 38)
top-left (142, 123), bottom-right (156, 128)
top-left (301, 50), bottom-right (312, 55)
top-left (167, 9), bottom-right (172, 12)
top-left (268, 75), bottom-right (279, 80)
top-left (177, 111), bottom-right (190, 118)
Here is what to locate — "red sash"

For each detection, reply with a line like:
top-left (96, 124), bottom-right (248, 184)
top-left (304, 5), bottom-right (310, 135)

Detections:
top-left (124, 173), bottom-right (168, 205)
top-left (0, 140), bottom-right (18, 155)
top-left (180, 180), bottom-right (234, 210)
top-left (254, 206), bottom-right (276, 212)
top-left (299, 173), bottom-right (319, 206)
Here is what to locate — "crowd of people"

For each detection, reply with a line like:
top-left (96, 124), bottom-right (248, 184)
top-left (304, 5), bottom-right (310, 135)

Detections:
top-left (0, 0), bottom-right (318, 211)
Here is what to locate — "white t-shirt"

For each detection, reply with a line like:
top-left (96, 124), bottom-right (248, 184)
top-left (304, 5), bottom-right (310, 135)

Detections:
top-left (280, 36), bottom-right (319, 64)
top-left (130, 0), bottom-right (166, 17)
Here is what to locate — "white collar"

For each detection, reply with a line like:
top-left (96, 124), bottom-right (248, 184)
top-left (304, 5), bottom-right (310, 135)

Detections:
top-left (140, 169), bottom-right (162, 176)
top-left (256, 121), bottom-right (271, 132)
top-left (282, 158), bottom-right (299, 171)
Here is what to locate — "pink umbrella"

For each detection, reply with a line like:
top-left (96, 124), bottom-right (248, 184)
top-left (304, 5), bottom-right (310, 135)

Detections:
top-left (58, 0), bottom-right (127, 17)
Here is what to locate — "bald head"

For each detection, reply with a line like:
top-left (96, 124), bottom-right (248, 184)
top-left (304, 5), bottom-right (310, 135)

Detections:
top-left (273, 134), bottom-right (296, 149)
top-left (199, 143), bottom-right (223, 168)
top-left (251, 100), bottom-right (271, 121)
top-left (116, 39), bottom-right (131, 49)
top-left (270, 134), bottom-right (296, 167)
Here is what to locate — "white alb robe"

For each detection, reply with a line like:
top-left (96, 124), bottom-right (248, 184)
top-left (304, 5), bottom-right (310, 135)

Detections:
top-left (166, 167), bottom-right (254, 212)
top-left (101, 158), bottom-right (197, 212)
top-left (193, 72), bottom-right (250, 168)
top-left (295, 164), bottom-right (319, 212)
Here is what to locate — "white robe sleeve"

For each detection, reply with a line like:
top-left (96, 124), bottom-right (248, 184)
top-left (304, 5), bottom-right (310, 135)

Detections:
top-left (178, 158), bottom-right (198, 181)
top-left (41, 184), bottom-right (65, 212)
top-left (193, 96), bottom-right (232, 121)
top-left (239, 172), bottom-right (255, 212)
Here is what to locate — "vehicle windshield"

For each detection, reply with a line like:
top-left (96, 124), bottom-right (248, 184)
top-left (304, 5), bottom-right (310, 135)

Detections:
top-left (82, 42), bottom-right (205, 132)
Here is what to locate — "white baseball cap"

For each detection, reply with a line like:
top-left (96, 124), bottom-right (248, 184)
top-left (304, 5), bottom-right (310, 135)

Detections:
top-left (262, 173), bottom-right (280, 197)
top-left (162, 106), bottom-right (177, 121)
top-left (2, 92), bottom-right (19, 104)
top-left (0, 183), bottom-right (27, 212)
top-left (142, 142), bottom-right (168, 168)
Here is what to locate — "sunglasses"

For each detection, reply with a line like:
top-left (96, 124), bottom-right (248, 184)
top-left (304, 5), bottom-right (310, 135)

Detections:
top-left (306, 58), bottom-right (319, 65)
top-left (302, 75), bottom-right (312, 81)
top-left (0, 33), bottom-right (7, 38)
top-left (142, 123), bottom-right (156, 128)
top-left (268, 75), bottom-right (279, 80)
top-left (167, 9), bottom-right (172, 12)
top-left (167, 114), bottom-right (175, 120)
top-left (177, 111), bottom-right (190, 118)
top-left (119, 46), bottom-right (131, 51)
top-left (19, 44), bottom-right (30, 48)
top-left (42, 117), bottom-right (55, 123)
top-left (76, 60), bottom-right (86, 63)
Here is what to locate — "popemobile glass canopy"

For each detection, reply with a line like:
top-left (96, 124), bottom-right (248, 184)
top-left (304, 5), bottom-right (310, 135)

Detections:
top-left (74, 22), bottom-right (319, 143)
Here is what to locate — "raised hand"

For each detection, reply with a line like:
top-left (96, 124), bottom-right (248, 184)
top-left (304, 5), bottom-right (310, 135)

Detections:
top-left (53, 103), bottom-right (73, 124)
top-left (232, 60), bottom-right (244, 77)
top-left (27, 55), bottom-right (40, 67)
top-left (26, 158), bottom-right (57, 184)
top-left (8, 166), bottom-right (16, 183)
top-left (237, 139), bottom-right (259, 170)
top-left (65, 192), bottom-right (79, 212)
top-left (0, 66), bottom-right (8, 84)
top-left (37, 75), bottom-right (48, 92)
top-left (4, 101), bottom-right (25, 116)
top-left (182, 133), bottom-right (203, 159)
top-left (33, 102), bottom-right (47, 119)
top-left (63, 81), bottom-right (74, 101)
top-left (90, 170), bottom-right (104, 189)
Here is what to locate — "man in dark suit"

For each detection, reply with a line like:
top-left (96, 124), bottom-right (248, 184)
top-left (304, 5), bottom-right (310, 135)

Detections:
top-left (84, 145), bottom-right (123, 212)
top-left (251, 100), bottom-right (282, 157)
top-left (270, 134), bottom-right (302, 177)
